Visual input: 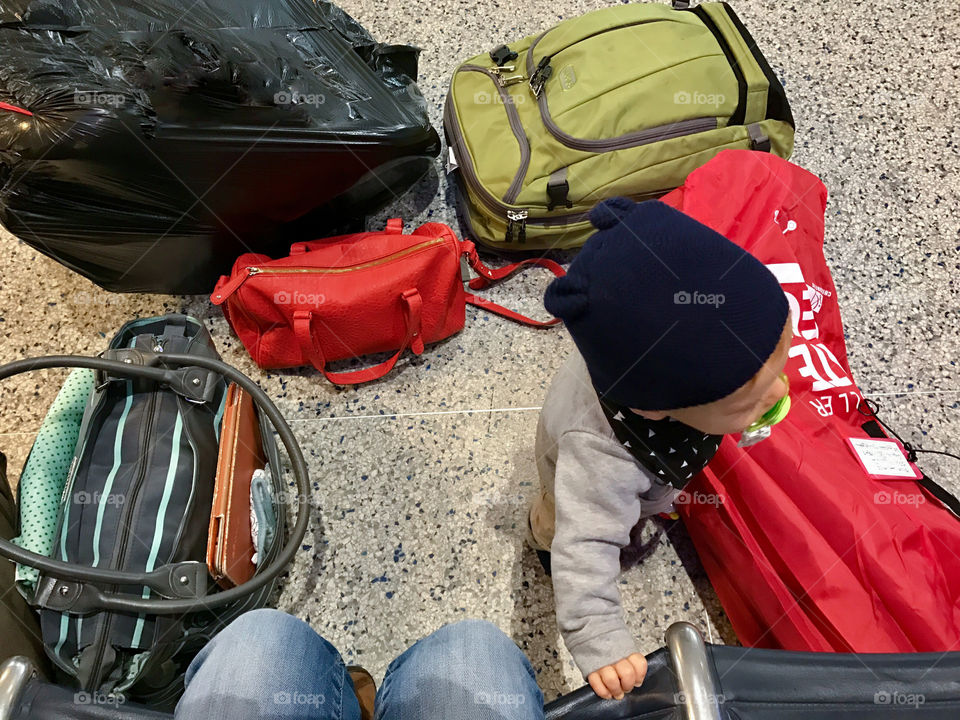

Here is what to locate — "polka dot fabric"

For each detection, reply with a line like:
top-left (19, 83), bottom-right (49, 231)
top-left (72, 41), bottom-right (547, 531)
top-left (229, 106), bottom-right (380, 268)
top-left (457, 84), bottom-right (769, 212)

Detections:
top-left (13, 368), bottom-right (95, 589)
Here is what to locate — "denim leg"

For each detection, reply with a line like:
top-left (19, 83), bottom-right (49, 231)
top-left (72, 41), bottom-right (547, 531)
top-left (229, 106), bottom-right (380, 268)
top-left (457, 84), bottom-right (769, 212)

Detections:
top-left (376, 619), bottom-right (543, 720)
top-left (175, 609), bottom-right (361, 720)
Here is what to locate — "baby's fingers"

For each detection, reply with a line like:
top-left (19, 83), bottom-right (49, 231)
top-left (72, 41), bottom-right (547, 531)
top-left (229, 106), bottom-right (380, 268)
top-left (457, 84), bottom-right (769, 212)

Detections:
top-left (626, 653), bottom-right (648, 687)
top-left (599, 665), bottom-right (625, 699)
top-left (587, 670), bottom-right (612, 699)
top-left (612, 657), bottom-right (637, 693)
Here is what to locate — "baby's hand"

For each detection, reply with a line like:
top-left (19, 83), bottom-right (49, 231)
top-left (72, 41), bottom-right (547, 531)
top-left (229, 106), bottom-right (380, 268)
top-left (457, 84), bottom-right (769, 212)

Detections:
top-left (586, 653), bottom-right (648, 700)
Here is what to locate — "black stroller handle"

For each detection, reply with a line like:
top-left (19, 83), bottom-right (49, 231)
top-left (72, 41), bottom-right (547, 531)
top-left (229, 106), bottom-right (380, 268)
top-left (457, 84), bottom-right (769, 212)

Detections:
top-left (0, 353), bottom-right (310, 615)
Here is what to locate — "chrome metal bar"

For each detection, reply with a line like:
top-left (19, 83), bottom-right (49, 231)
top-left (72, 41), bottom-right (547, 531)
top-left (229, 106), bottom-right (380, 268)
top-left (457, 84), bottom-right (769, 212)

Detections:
top-left (0, 657), bottom-right (37, 720)
top-left (665, 622), bottom-right (724, 720)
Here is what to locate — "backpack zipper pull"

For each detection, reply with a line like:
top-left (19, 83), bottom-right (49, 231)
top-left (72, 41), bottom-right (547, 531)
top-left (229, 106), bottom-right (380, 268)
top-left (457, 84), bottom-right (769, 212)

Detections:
top-left (491, 66), bottom-right (526, 87)
top-left (529, 57), bottom-right (553, 97)
top-left (506, 209), bottom-right (528, 244)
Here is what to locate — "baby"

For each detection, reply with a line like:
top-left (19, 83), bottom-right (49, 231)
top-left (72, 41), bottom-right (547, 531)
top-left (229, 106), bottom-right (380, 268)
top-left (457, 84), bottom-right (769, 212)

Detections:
top-left (529, 198), bottom-right (791, 700)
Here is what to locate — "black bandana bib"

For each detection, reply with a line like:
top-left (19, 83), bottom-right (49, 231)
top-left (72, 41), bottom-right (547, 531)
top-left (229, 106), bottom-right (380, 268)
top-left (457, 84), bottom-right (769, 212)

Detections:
top-left (598, 396), bottom-right (723, 490)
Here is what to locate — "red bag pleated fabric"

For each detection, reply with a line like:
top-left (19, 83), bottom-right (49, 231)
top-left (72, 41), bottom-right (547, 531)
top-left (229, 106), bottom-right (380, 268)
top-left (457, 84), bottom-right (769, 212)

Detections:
top-left (662, 150), bottom-right (960, 652)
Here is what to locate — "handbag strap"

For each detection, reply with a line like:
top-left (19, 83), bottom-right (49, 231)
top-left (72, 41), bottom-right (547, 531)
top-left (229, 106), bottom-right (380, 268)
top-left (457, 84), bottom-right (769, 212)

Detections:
top-left (462, 242), bottom-right (566, 327)
top-left (292, 289), bottom-right (424, 385)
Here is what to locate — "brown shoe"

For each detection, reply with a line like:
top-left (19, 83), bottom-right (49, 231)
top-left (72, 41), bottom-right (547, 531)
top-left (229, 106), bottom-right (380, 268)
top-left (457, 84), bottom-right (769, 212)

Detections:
top-left (348, 665), bottom-right (376, 720)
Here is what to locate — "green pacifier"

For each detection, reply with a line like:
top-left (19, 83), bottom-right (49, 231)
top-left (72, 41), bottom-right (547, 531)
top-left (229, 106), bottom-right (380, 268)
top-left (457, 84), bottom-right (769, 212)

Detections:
top-left (745, 392), bottom-right (792, 433)
top-left (739, 374), bottom-right (791, 447)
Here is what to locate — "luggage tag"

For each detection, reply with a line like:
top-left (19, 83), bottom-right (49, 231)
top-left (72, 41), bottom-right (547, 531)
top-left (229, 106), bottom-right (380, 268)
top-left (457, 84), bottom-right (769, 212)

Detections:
top-left (845, 437), bottom-right (923, 480)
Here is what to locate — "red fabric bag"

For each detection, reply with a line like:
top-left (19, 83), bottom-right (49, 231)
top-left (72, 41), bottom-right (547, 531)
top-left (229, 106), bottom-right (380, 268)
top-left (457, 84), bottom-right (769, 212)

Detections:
top-left (661, 150), bottom-right (960, 653)
top-left (211, 219), bottom-right (564, 384)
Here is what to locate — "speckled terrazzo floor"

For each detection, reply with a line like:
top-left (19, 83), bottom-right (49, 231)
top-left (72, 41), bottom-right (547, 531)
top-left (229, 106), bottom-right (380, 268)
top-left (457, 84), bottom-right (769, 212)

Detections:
top-left (1, 0), bottom-right (958, 701)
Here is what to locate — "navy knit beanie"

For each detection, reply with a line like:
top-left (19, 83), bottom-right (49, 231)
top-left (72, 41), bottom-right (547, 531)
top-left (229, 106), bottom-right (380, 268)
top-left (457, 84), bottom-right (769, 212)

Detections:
top-left (545, 198), bottom-right (789, 410)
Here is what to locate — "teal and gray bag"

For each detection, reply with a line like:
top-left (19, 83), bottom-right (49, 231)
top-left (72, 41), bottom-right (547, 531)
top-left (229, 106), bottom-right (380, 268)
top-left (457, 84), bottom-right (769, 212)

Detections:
top-left (0, 315), bottom-right (310, 709)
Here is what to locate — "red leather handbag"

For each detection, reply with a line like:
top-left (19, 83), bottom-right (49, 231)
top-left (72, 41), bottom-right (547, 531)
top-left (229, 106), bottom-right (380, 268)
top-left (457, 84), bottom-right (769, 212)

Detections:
top-left (211, 219), bottom-right (565, 384)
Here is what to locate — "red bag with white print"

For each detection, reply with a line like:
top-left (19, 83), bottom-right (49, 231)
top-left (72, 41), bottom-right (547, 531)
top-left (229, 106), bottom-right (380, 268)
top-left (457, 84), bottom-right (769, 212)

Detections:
top-left (662, 150), bottom-right (960, 653)
top-left (211, 219), bottom-right (564, 384)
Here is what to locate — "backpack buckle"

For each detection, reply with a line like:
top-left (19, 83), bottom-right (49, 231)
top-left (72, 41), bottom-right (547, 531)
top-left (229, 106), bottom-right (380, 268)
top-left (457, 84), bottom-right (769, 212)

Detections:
top-left (489, 45), bottom-right (518, 66)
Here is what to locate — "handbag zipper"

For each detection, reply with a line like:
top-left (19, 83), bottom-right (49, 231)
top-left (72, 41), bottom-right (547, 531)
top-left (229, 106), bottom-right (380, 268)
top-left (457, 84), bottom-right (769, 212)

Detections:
top-left (213, 237), bottom-right (449, 303)
top-left (526, 19), bottom-right (720, 151)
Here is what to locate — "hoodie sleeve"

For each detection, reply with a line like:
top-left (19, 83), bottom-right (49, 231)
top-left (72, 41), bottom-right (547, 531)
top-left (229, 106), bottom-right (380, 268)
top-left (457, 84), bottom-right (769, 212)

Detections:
top-left (551, 429), bottom-right (653, 677)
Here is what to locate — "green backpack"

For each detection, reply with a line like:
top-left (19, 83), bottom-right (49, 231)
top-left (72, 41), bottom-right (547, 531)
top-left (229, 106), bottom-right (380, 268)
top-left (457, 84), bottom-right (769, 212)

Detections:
top-left (444, 1), bottom-right (795, 251)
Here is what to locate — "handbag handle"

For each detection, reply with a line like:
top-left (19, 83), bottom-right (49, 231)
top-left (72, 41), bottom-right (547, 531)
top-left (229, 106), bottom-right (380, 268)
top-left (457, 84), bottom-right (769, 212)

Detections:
top-left (292, 288), bottom-right (424, 385)
top-left (462, 242), bottom-right (566, 327)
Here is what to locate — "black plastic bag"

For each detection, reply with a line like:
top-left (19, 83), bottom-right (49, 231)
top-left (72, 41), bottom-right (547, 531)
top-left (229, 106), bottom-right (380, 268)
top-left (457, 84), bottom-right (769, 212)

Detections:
top-left (0, 0), bottom-right (441, 293)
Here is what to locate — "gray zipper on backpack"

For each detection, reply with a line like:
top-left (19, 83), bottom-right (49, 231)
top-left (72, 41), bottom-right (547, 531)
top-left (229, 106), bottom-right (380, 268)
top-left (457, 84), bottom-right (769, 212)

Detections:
top-left (445, 86), bottom-right (581, 230)
top-left (446, 66), bottom-right (675, 236)
top-left (458, 64), bottom-right (530, 204)
top-left (526, 20), bottom-right (720, 151)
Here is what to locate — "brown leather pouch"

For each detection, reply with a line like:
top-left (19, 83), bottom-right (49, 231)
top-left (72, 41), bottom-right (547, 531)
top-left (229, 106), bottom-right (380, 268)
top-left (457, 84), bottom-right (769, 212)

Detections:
top-left (207, 383), bottom-right (264, 588)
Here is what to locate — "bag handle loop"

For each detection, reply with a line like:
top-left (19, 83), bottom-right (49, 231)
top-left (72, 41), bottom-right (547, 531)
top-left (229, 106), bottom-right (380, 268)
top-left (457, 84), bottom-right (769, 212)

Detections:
top-left (292, 289), bottom-right (424, 385)
top-left (461, 241), bottom-right (565, 327)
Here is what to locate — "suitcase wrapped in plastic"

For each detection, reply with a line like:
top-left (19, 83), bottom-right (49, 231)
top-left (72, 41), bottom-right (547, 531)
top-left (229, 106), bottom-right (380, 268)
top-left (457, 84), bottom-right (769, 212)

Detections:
top-left (0, 0), bottom-right (440, 293)
top-left (662, 150), bottom-right (960, 653)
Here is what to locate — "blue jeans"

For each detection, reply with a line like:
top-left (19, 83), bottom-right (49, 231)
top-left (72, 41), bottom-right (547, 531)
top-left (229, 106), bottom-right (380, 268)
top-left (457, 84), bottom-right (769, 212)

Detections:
top-left (175, 609), bottom-right (544, 720)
